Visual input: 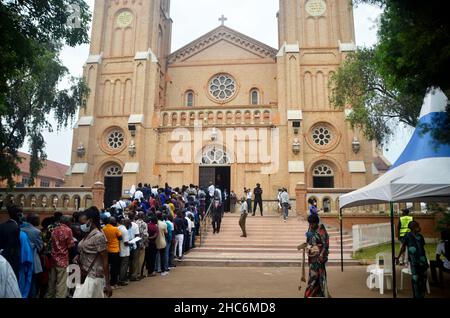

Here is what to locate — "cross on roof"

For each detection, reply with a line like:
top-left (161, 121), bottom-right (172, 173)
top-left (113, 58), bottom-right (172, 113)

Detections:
top-left (219, 14), bottom-right (227, 26)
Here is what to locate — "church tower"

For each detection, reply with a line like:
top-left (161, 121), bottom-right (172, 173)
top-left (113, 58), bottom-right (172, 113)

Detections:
top-left (67, 0), bottom-right (172, 206)
top-left (276, 0), bottom-right (377, 195)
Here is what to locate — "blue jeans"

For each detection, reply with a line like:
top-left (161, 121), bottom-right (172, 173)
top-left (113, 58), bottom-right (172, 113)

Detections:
top-left (165, 239), bottom-right (171, 270)
top-left (282, 203), bottom-right (289, 220)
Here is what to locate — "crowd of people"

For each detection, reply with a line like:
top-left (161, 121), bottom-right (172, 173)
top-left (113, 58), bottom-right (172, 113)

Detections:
top-left (0, 181), bottom-right (281, 298)
top-left (0, 182), bottom-right (212, 298)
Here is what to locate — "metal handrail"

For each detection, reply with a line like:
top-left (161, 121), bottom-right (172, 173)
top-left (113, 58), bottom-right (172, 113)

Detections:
top-left (200, 201), bottom-right (214, 247)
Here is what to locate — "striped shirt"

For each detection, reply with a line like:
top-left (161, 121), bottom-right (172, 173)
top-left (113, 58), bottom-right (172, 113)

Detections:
top-left (0, 254), bottom-right (21, 298)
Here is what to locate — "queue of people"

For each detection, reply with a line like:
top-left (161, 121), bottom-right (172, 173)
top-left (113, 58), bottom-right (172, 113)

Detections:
top-left (0, 182), bottom-right (207, 298)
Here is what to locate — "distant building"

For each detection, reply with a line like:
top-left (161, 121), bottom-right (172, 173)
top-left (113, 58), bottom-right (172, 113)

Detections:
top-left (0, 152), bottom-right (69, 188)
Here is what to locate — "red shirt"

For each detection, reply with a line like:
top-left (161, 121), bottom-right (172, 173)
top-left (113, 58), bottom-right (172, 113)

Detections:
top-left (51, 224), bottom-right (74, 267)
top-left (147, 223), bottom-right (158, 246)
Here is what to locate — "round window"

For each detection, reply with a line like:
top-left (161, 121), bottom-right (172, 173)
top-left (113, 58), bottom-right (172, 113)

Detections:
top-left (208, 74), bottom-right (237, 102)
top-left (107, 129), bottom-right (125, 150)
top-left (312, 126), bottom-right (332, 146)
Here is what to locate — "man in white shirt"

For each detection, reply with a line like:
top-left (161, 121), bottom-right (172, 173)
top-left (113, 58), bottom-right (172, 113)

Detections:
top-left (430, 230), bottom-right (450, 286)
top-left (239, 198), bottom-right (248, 238)
top-left (280, 188), bottom-right (290, 222)
top-left (118, 219), bottom-right (130, 286)
top-left (134, 189), bottom-right (144, 202)
top-left (245, 188), bottom-right (252, 215)
top-left (128, 212), bottom-right (141, 281)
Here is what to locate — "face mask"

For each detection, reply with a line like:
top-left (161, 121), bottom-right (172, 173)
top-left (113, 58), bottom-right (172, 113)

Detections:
top-left (80, 222), bottom-right (91, 233)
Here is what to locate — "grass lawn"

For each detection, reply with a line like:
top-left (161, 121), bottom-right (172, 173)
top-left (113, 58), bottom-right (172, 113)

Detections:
top-left (353, 242), bottom-right (437, 261)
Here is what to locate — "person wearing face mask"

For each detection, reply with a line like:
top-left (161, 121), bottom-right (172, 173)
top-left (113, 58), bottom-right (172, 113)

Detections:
top-left (73, 207), bottom-right (112, 298)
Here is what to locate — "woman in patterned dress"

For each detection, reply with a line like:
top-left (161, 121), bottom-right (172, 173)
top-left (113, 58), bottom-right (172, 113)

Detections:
top-left (302, 214), bottom-right (330, 298)
top-left (396, 221), bottom-right (429, 298)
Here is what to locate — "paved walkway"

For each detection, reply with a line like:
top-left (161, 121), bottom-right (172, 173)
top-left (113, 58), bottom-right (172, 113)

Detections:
top-left (112, 265), bottom-right (450, 298)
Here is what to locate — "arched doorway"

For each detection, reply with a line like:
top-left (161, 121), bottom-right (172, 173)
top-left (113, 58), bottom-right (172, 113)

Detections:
top-left (312, 163), bottom-right (335, 188)
top-left (104, 164), bottom-right (123, 208)
top-left (199, 145), bottom-right (231, 211)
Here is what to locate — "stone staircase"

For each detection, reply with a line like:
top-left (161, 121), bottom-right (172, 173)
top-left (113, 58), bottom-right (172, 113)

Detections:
top-left (180, 214), bottom-right (358, 267)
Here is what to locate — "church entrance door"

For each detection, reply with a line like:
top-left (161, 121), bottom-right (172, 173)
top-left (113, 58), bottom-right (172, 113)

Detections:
top-left (199, 166), bottom-right (231, 212)
top-left (103, 164), bottom-right (123, 208)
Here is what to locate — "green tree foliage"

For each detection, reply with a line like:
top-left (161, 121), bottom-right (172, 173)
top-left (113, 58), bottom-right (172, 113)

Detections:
top-left (345, 0), bottom-right (450, 144)
top-left (329, 48), bottom-right (423, 145)
top-left (0, 1), bottom-right (91, 188)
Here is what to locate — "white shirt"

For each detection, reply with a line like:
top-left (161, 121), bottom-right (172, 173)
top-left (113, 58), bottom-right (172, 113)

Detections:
top-left (151, 188), bottom-right (158, 197)
top-left (280, 191), bottom-right (290, 204)
top-left (0, 255), bottom-right (21, 298)
top-left (112, 200), bottom-right (127, 210)
top-left (208, 185), bottom-right (215, 197)
top-left (436, 242), bottom-right (450, 269)
top-left (240, 201), bottom-right (248, 215)
top-left (185, 217), bottom-right (194, 233)
top-left (130, 222), bottom-right (139, 239)
top-left (215, 188), bottom-right (222, 203)
top-left (134, 190), bottom-right (144, 201)
top-left (246, 191), bottom-right (252, 200)
top-left (118, 225), bottom-right (130, 257)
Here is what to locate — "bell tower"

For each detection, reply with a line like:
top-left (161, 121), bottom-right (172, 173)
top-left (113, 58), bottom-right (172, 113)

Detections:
top-left (277, 0), bottom-right (375, 192)
top-left (67, 0), bottom-right (172, 205)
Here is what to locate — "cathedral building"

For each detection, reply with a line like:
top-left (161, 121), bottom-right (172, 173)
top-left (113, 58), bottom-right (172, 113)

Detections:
top-left (67, 0), bottom-right (387, 209)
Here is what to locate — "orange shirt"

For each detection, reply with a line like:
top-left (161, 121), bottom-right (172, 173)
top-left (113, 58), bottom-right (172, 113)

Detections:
top-left (102, 224), bottom-right (122, 253)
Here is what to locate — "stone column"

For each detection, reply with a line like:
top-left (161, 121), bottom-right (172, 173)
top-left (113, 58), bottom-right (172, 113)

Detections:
top-left (92, 182), bottom-right (105, 210)
top-left (295, 182), bottom-right (307, 219)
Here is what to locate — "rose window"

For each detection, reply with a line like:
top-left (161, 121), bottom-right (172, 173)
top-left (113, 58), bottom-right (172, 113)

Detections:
top-left (312, 126), bottom-right (332, 146)
top-left (208, 74), bottom-right (237, 102)
top-left (107, 130), bottom-right (125, 149)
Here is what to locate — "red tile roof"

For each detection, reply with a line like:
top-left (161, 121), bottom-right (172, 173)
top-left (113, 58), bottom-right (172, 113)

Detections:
top-left (17, 152), bottom-right (69, 181)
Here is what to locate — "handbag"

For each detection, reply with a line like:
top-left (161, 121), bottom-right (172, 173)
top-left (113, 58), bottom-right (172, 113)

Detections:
top-left (80, 253), bottom-right (100, 284)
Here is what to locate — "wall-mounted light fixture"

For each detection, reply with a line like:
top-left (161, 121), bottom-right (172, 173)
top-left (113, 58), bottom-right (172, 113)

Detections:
top-left (352, 137), bottom-right (361, 154)
top-left (292, 121), bottom-right (301, 135)
top-left (77, 143), bottom-right (86, 158)
top-left (129, 140), bottom-right (136, 157)
top-left (292, 138), bottom-right (301, 155)
top-left (128, 124), bottom-right (137, 137)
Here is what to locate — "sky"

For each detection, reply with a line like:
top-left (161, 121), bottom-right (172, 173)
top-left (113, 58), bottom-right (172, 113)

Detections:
top-left (22, 0), bottom-right (412, 165)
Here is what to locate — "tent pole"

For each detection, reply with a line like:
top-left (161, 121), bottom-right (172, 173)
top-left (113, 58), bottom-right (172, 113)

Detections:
top-left (340, 208), bottom-right (344, 272)
top-left (390, 202), bottom-right (397, 298)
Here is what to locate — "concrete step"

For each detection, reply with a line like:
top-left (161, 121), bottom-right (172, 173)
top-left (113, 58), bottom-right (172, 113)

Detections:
top-left (194, 247), bottom-right (353, 253)
top-left (201, 243), bottom-right (352, 249)
top-left (178, 254), bottom-right (356, 267)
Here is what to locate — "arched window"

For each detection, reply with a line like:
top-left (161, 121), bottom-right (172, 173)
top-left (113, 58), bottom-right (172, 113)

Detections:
top-left (185, 91), bottom-right (194, 107)
top-left (250, 88), bottom-right (260, 105)
top-left (313, 163), bottom-right (334, 188)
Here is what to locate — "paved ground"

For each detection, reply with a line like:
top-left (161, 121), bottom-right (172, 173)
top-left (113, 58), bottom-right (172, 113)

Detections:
top-left (112, 265), bottom-right (450, 298)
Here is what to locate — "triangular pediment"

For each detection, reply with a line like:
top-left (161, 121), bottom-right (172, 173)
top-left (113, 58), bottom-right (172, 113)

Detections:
top-left (168, 26), bottom-right (278, 64)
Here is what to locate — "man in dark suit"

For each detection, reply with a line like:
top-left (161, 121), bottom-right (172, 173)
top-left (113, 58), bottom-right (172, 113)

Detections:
top-left (252, 183), bottom-right (263, 216)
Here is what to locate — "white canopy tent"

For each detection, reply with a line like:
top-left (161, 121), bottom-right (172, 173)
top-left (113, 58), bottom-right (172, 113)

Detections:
top-left (340, 88), bottom-right (450, 209)
top-left (337, 88), bottom-right (450, 298)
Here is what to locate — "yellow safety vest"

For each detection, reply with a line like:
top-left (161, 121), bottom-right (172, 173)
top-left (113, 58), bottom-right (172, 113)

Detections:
top-left (399, 215), bottom-right (413, 237)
